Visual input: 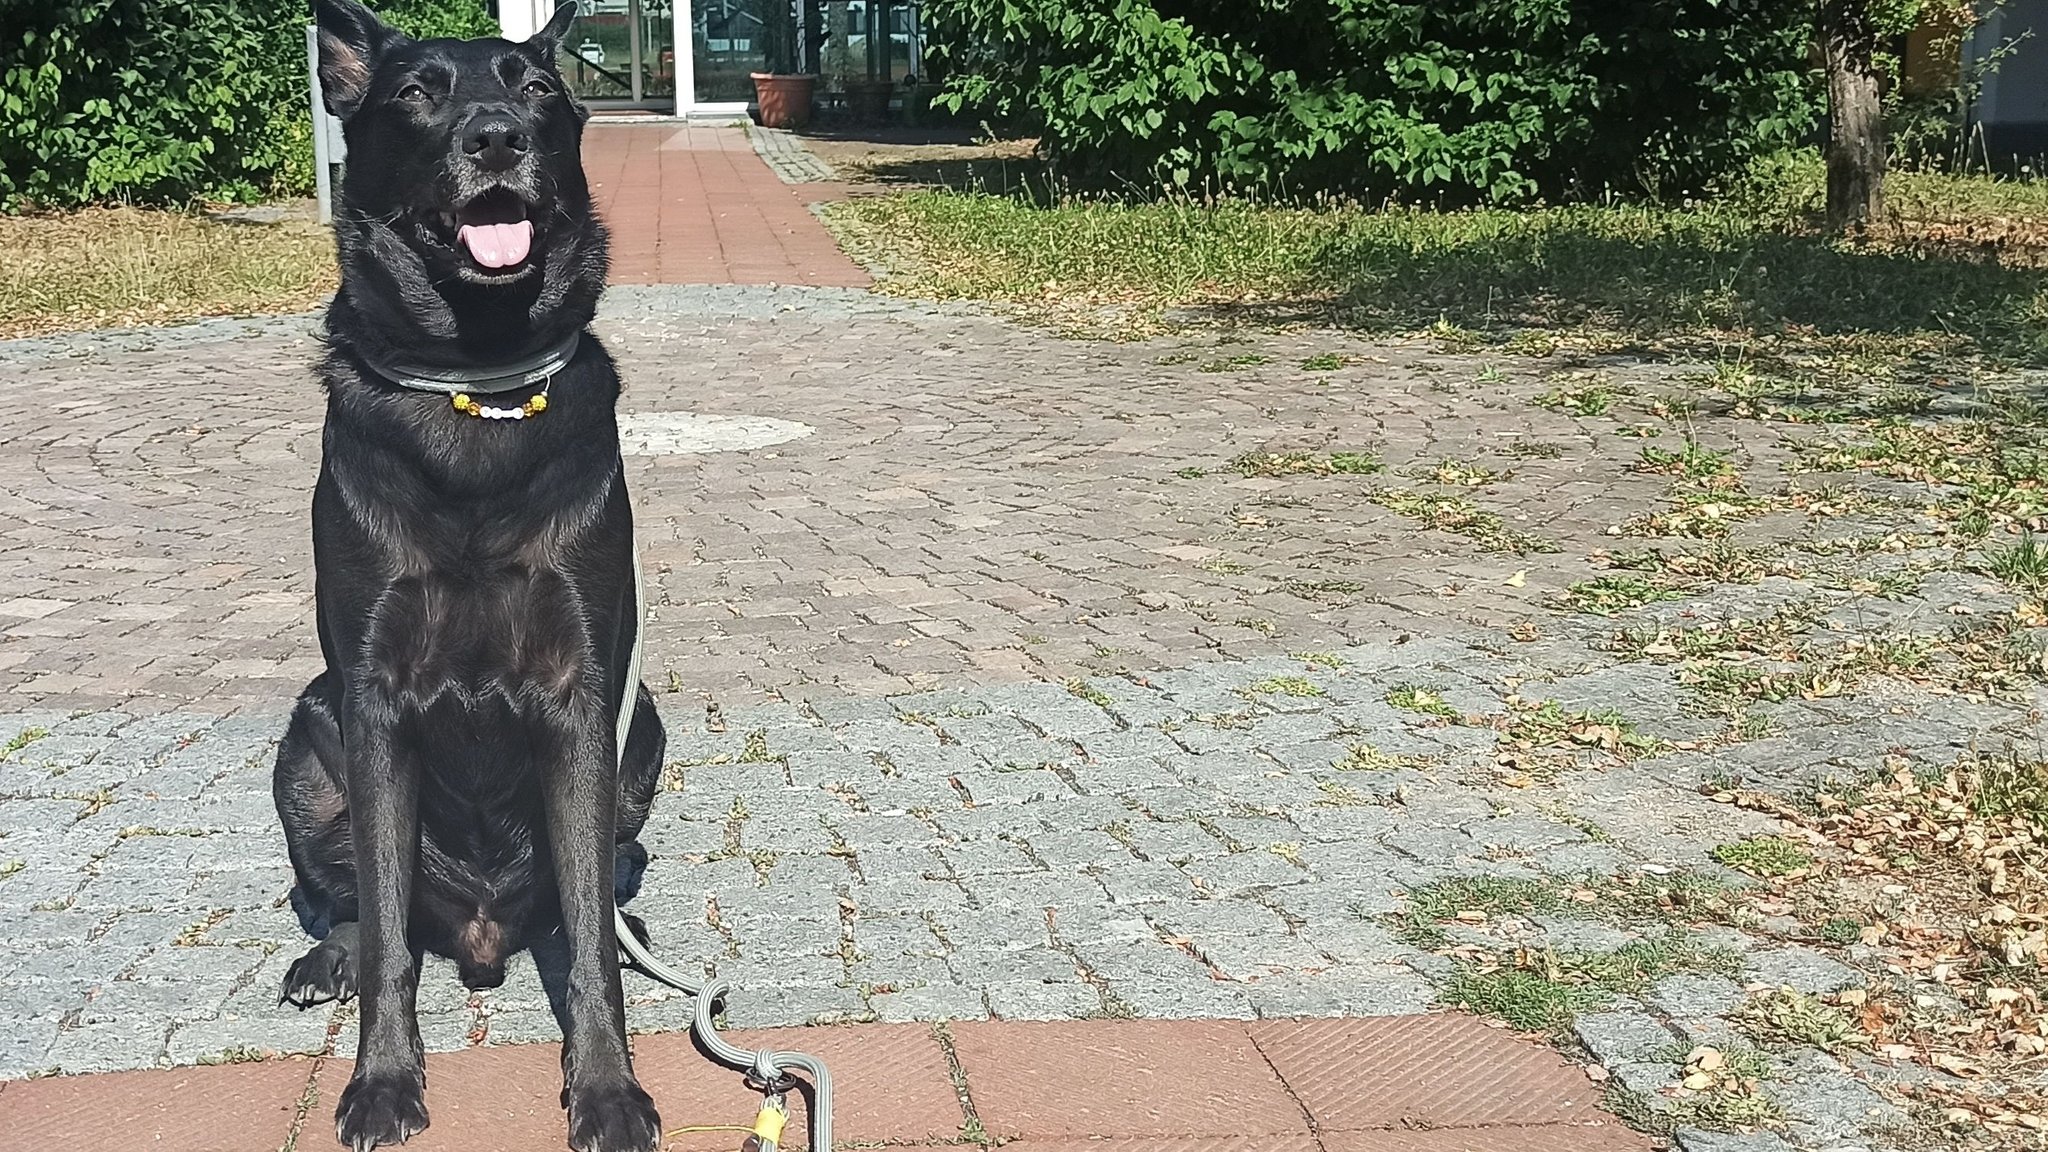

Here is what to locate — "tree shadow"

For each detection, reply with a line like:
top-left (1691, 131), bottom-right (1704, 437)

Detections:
top-left (796, 125), bottom-right (1049, 194)
top-left (1276, 214), bottom-right (2048, 366)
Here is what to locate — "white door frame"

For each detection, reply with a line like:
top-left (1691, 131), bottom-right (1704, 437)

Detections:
top-left (676, 0), bottom-right (754, 116)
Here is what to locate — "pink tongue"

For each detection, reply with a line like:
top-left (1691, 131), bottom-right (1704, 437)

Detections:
top-left (457, 220), bottom-right (533, 269)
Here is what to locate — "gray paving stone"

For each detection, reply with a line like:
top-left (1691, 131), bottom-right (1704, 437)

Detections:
top-left (1239, 965), bottom-right (1436, 1018)
top-left (869, 982), bottom-right (987, 1023)
top-left (1648, 972), bottom-right (1749, 1019)
top-left (0, 1014), bottom-right (60, 1077)
top-left (1746, 946), bottom-right (1865, 995)
top-left (47, 1013), bottom-right (171, 1073)
top-left (1574, 1009), bottom-right (1681, 1065)
top-left (982, 979), bottom-right (1100, 1021)
top-left (1774, 1049), bottom-right (1910, 1141)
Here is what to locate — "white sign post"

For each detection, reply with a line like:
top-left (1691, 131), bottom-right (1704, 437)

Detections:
top-left (307, 24), bottom-right (347, 224)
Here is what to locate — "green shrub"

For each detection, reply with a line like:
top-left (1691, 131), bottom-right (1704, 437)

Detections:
top-left (1, 0), bottom-right (496, 210)
top-left (923, 0), bottom-right (1819, 203)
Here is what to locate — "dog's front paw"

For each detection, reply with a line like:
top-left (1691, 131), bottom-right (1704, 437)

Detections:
top-left (335, 1070), bottom-right (429, 1151)
top-left (282, 940), bottom-right (356, 1008)
top-left (566, 1079), bottom-right (661, 1152)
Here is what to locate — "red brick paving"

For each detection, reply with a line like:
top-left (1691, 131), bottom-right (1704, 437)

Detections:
top-left (1250, 1015), bottom-right (1605, 1131)
top-left (583, 123), bottom-right (871, 289)
top-left (1319, 1128), bottom-right (1654, 1152)
top-left (952, 1019), bottom-right (1307, 1139)
top-left (0, 1015), bottom-right (1649, 1151)
top-left (0, 1058), bottom-right (313, 1152)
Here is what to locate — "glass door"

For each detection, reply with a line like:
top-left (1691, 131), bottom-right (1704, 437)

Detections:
top-left (692, 0), bottom-right (772, 104)
top-left (559, 0), bottom-right (675, 108)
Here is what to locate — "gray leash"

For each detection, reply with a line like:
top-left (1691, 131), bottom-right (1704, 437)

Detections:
top-left (614, 536), bottom-right (834, 1152)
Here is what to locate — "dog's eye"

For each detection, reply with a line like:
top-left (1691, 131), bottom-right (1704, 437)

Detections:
top-left (523, 79), bottom-right (552, 99)
top-left (397, 83), bottom-right (429, 103)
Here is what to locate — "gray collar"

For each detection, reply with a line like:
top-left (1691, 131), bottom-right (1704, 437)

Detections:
top-left (358, 330), bottom-right (581, 395)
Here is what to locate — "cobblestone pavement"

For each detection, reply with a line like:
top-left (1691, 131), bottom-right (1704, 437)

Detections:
top-left (6, 284), bottom-right (2047, 1151)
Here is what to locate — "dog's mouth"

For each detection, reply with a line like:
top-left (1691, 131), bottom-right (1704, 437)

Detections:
top-left (439, 189), bottom-right (534, 272)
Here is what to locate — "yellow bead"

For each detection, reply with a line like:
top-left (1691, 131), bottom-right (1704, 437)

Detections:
top-left (452, 393), bottom-right (470, 410)
top-left (528, 395), bottom-right (548, 413)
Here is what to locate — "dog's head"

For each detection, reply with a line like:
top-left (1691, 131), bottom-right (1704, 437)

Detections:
top-left (315, 0), bottom-right (598, 293)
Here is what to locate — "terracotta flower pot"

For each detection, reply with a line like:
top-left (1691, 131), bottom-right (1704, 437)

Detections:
top-left (751, 72), bottom-right (817, 130)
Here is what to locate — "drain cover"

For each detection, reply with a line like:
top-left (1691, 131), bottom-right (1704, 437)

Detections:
top-left (617, 412), bottom-right (813, 456)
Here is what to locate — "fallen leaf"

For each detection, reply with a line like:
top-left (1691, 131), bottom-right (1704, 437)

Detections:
top-left (1935, 1053), bottom-right (1986, 1077)
top-left (1504, 570), bottom-right (1528, 588)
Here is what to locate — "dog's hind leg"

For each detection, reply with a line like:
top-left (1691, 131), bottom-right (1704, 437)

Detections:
top-left (284, 921), bottom-right (360, 1007)
top-left (612, 684), bottom-right (663, 909)
top-left (275, 675), bottom-right (364, 1008)
top-left (613, 683), bottom-right (664, 843)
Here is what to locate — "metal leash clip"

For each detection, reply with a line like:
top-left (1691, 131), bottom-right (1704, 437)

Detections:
top-left (739, 1074), bottom-right (798, 1152)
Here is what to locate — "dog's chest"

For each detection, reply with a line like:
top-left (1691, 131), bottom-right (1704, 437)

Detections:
top-left (367, 559), bottom-right (598, 705)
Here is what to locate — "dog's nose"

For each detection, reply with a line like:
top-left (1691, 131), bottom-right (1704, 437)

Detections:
top-left (462, 112), bottom-right (528, 172)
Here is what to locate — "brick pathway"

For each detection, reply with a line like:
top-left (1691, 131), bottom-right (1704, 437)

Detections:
top-left (585, 124), bottom-right (870, 288)
top-left (1, 1016), bottom-right (1646, 1152)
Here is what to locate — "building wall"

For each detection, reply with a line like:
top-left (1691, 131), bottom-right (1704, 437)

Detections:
top-left (1971, 0), bottom-right (2048, 160)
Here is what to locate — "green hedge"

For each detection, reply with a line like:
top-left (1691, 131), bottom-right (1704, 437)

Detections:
top-left (1, 0), bottom-right (496, 211)
top-left (925, 0), bottom-right (1820, 204)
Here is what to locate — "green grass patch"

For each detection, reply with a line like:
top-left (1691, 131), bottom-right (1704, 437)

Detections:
top-left (1386, 684), bottom-right (1461, 719)
top-left (1371, 489), bottom-right (1559, 555)
top-left (1559, 575), bottom-right (1690, 616)
top-left (1290, 651), bottom-right (1347, 670)
top-left (1986, 533), bottom-right (2048, 598)
top-left (1409, 459), bottom-right (1503, 487)
top-left (1803, 420), bottom-right (2048, 537)
top-left (1332, 743), bottom-right (1435, 771)
top-left (1230, 450), bottom-right (1383, 478)
top-left (826, 173), bottom-right (2048, 363)
top-left (1821, 917), bottom-right (1864, 944)
top-left (1443, 966), bottom-right (1599, 1031)
top-left (1502, 700), bottom-right (1665, 759)
top-left (1739, 987), bottom-right (1869, 1053)
top-left (1, 727), bottom-right (49, 760)
top-left (1066, 678), bottom-right (1115, 709)
top-left (1244, 675), bottom-right (1323, 698)
top-left (1534, 377), bottom-right (1627, 416)
top-left (1404, 875), bottom-right (1569, 926)
top-left (1636, 438), bottom-right (1736, 480)
top-left (1440, 931), bottom-right (1742, 1032)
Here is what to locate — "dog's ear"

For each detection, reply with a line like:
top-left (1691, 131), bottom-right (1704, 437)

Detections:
top-left (529, 2), bottom-right (578, 52)
top-left (313, 0), bottom-right (406, 120)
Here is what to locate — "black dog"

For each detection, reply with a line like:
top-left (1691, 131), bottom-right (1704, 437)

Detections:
top-left (275, 4), bottom-right (665, 1149)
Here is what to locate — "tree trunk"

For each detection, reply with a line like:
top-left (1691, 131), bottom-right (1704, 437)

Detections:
top-left (1819, 0), bottom-right (1886, 230)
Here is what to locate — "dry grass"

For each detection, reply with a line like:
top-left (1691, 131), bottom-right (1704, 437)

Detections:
top-left (0, 207), bottom-right (337, 339)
